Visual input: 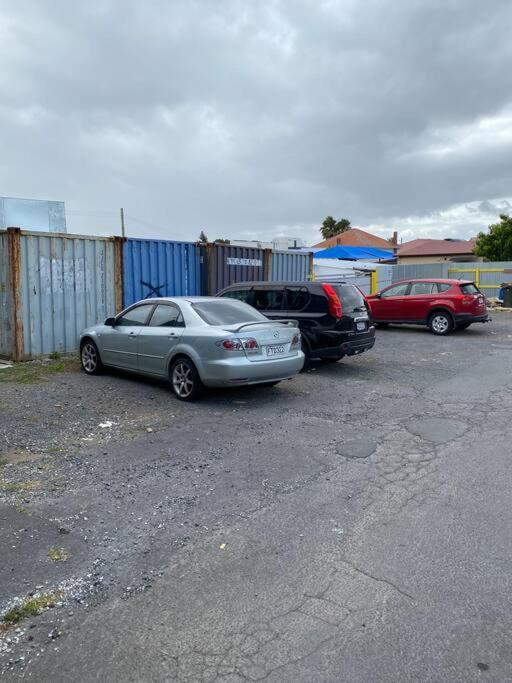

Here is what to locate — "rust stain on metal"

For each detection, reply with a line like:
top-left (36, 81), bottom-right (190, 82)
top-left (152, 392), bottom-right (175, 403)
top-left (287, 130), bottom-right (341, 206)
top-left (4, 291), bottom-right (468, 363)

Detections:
top-left (263, 248), bottom-right (272, 281)
top-left (206, 242), bottom-right (215, 296)
top-left (6, 228), bottom-right (23, 361)
top-left (113, 236), bottom-right (125, 312)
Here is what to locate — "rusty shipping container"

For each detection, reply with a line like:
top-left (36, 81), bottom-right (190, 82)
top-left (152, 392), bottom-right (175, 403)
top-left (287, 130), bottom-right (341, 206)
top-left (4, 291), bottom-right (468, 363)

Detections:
top-left (0, 229), bottom-right (121, 360)
top-left (0, 230), bottom-right (13, 358)
top-left (202, 243), bottom-right (271, 295)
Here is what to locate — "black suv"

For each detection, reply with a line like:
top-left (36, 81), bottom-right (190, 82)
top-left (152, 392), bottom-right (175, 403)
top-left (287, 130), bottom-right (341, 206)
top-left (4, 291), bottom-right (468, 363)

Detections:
top-left (217, 281), bottom-right (375, 363)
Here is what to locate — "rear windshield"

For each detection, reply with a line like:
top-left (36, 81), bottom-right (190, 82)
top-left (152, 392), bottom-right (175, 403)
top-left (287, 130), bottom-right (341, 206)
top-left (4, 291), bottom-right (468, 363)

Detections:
top-left (192, 300), bottom-right (267, 325)
top-left (460, 283), bottom-right (480, 295)
top-left (333, 284), bottom-right (367, 310)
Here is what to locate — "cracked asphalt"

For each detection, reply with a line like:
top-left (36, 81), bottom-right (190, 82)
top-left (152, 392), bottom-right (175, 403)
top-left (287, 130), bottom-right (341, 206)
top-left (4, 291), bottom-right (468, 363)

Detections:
top-left (1, 314), bottom-right (512, 681)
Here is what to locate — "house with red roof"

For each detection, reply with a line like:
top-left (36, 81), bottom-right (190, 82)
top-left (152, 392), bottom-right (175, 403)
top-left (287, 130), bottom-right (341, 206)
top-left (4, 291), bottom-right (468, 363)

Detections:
top-left (313, 227), bottom-right (397, 251)
top-left (397, 238), bottom-right (480, 264)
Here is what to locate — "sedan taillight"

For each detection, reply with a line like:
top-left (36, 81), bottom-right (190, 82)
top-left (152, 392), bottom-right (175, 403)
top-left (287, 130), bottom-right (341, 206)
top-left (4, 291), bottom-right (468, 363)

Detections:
top-left (291, 332), bottom-right (301, 348)
top-left (242, 338), bottom-right (260, 354)
top-left (216, 338), bottom-right (260, 353)
top-left (217, 338), bottom-right (242, 351)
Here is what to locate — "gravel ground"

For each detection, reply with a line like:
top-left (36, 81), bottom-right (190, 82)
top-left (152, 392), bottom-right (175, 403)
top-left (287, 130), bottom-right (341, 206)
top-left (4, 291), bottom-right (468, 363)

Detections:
top-left (1, 315), bottom-right (512, 681)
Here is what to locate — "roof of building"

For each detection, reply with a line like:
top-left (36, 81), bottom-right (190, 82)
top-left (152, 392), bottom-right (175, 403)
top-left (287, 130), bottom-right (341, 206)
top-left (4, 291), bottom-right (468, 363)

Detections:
top-left (398, 238), bottom-right (476, 257)
top-left (313, 227), bottom-right (394, 250)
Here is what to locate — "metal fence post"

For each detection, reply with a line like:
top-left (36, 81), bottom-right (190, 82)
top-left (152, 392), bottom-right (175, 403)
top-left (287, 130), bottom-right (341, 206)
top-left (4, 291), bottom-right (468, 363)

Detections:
top-left (6, 227), bottom-right (23, 361)
top-left (370, 270), bottom-right (378, 294)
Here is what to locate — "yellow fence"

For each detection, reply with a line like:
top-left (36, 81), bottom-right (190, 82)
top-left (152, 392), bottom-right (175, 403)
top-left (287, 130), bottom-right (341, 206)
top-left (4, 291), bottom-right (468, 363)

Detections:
top-left (448, 267), bottom-right (512, 294)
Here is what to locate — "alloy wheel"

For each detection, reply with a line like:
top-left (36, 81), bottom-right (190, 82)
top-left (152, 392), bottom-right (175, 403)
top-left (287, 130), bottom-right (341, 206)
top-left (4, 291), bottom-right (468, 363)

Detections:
top-left (431, 314), bottom-right (449, 334)
top-left (172, 362), bottom-right (194, 398)
top-left (81, 342), bottom-right (97, 373)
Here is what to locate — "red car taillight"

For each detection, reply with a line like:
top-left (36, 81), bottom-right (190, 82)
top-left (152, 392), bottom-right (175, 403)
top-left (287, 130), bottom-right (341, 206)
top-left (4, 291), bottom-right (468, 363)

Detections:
top-left (291, 332), bottom-right (301, 347)
top-left (216, 338), bottom-right (260, 353)
top-left (321, 283), bottom-right (343, 319)
top-left (243, 338), bottom-right (259, 353)
top-left (217, 338), bottom-right (242, 351)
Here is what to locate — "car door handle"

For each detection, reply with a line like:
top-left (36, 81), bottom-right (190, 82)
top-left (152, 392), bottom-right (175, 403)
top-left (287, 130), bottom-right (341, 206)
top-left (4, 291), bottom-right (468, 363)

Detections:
top-left (168, 332), bottom-right (177, 337)
top-left (128, 332), bottom-right (137, 338)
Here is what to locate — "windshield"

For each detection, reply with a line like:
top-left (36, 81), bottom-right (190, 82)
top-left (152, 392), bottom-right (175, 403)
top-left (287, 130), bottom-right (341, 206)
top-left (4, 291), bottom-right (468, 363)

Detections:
top-left (192, 300), bottom-right (267, 325)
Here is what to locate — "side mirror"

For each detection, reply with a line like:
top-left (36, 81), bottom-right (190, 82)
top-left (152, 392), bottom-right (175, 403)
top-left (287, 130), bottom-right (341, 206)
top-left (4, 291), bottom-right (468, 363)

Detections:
top-left (104, 317), bottom-right (116, 327)
top-left (373, 293), bottom-right (381, 298)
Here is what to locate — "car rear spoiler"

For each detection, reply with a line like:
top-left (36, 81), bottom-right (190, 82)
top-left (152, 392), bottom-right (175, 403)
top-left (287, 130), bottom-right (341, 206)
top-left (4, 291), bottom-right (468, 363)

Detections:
top-left (225, 320), bottom-right (298, 333)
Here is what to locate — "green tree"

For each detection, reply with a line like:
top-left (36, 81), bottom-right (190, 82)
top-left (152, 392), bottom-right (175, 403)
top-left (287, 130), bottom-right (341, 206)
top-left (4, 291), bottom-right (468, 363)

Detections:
top-left (475, 214), bottom-right (512, 261)
top-left (214, 238), bottom-right (230, 244)
top-left (320, 216), bottom-right (351, 240)
top-left (198, 230), bottom-right (208, 243)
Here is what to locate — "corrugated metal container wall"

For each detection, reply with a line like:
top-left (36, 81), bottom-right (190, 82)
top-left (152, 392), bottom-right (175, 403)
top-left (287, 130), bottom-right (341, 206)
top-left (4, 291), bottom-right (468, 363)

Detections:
top-left (206, 244), bottom-right (270, 294)
top-left (392, 263), bottom-right (449, 282)
top-left (376, 264), bottom-right (394, 291)
top-left (123, 239), bottom-right (200, 307)
top-left (19, 231), bottom-right (116, 358)
top-left (270, 251), bottom-right (312, 282)
top-left (0, 232), bottom-right (12, 357)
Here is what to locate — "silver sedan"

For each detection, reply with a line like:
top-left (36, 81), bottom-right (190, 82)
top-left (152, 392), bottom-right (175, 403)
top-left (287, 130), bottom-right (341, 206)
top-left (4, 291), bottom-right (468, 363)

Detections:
top-left (79, 297), bottom-right (304, 401)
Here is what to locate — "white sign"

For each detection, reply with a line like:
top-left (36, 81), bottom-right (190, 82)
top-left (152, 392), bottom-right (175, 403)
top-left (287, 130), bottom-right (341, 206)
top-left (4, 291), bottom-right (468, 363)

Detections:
top-left (226, 257), bottom-right (262, 267)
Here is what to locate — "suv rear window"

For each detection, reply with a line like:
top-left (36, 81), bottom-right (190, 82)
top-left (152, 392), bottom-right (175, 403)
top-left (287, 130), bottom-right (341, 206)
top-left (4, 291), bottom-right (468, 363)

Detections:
top-left (333, 284), bottom-right (367, 310)
top-left (460, 283), bottom-right (480, 295)
top-left (253, 289), bottom-right (284, 311)
top-left (192, 300), bottom-right (266, 325)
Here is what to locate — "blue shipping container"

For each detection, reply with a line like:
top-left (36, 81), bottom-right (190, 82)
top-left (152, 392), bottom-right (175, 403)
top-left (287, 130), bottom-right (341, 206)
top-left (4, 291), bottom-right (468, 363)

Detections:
top-left (123, 238), bottom-right (201, 307)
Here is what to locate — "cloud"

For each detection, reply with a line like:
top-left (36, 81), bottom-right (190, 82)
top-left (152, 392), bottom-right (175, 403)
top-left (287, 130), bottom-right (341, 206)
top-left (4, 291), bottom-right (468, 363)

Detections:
top-left (0, 0), bottom-right (511, 244)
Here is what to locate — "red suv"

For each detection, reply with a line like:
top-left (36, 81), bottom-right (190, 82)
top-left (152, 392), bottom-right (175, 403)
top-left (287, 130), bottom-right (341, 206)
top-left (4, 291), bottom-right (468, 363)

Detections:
top-left (366, 279), bottom-right (489, 335)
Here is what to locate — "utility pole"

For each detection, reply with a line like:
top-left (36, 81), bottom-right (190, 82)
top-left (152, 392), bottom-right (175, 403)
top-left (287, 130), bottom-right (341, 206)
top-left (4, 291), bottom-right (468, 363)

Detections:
top-left (120, 207), bottom-right (126, 239)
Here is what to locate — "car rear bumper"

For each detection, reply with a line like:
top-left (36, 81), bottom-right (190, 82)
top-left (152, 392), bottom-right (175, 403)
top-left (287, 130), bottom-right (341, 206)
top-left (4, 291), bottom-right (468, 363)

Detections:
top-left (312, 328), bottom-right (376, 359)
top-left (454, 313), bottom-right (490, 324)
top-left (199, 352), bottom-right (305, 387)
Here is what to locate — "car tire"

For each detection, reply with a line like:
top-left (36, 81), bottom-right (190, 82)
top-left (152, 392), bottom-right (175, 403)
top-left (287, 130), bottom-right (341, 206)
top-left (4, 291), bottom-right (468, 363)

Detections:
top-left (301, 340), bottom-right (312, 371)
top-left (428, 311), bottom-right (454, 336)
top-left (457, 322), bottom-right (472, 330)
top-left (80, 339), bottom-right (103, 375)
top-left (170, 357), bottom-right (203, 402)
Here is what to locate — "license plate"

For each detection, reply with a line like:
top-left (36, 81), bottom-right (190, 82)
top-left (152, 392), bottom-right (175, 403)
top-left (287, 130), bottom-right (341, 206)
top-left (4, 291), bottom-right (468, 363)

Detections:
top-left (356, 321), bottom-right (367, 331)
top-left (266, 344), bottom-right (286, 356)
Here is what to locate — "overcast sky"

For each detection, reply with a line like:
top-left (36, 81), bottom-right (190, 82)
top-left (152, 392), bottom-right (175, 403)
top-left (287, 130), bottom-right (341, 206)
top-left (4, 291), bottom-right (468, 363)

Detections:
top-left (1, 0), bottom-right (511, 245)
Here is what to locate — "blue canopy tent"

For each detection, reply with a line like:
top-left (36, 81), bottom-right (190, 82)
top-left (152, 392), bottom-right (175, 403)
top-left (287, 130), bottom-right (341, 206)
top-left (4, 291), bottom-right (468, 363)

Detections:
top-left (314, 245), bottom-right (394, 261)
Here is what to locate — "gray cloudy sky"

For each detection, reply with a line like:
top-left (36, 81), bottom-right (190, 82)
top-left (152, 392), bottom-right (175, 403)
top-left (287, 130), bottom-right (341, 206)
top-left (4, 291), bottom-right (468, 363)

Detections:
top-left (1, 0), bottom-right (512, 245)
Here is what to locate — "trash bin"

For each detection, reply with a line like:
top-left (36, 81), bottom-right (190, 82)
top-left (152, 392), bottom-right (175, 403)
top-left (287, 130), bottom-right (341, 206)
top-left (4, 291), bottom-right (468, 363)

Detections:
top-left (501, 283), bottom-right (512, 308)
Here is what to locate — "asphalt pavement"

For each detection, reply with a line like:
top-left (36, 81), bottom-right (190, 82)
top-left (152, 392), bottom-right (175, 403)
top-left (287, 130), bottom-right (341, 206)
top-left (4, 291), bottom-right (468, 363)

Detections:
top-left (1, 315), bottom-right (512, 681)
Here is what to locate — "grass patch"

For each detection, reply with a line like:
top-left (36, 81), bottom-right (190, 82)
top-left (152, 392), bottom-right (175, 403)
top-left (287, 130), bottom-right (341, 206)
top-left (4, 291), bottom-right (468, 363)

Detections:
top-left (48, 351), bottom-right (61, 360)
top-left (2, 591), bottom-right (62, 625)
top-left (0, 458), bottom-right (8, 467)
top-left (0, 358), bottom-right (78, 384)
top-left (47, 546), bottom-right (69, 562)
top-left (0, 480), bottom-right (42, 493)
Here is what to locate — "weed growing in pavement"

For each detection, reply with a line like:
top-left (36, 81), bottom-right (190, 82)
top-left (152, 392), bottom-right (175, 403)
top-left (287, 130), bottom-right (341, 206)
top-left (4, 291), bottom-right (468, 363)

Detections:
top-left (0, 480), bottom-right (41, 493)
top-left (0, 358), bottom-right (78, 384)
top-left (47, 547), bottom-right (70, 562)
top-left (1, 592), bottom-right (62, 626)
